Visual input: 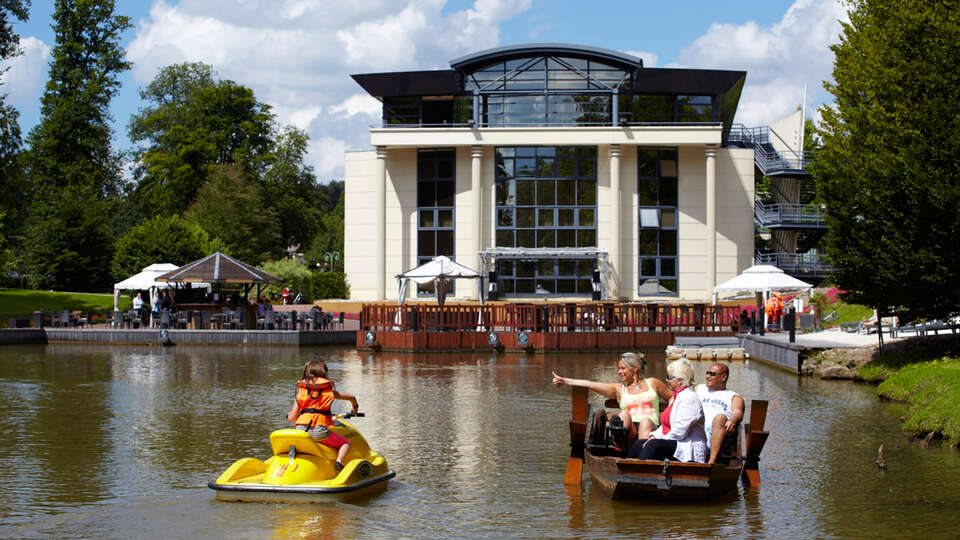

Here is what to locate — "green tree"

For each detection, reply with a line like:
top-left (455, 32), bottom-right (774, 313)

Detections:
top-left (305, 181), bottom-right (344, 264)
top-left (184, 163), bottom-right (281, 264)
top-left (111, 215), bottom-right (225, 281)
top-left (0, 1), bottom-right (30, 277)
top-left (261, 126), bottom-right (326, 250)
top-left (813, 0), bottom-right (960, 322)
top-left (260, 257), bottom-right (314, 301)
top-left (129, 62), bottom-right (275, 217)
top-left (22, 0), bottom-right (130, 291)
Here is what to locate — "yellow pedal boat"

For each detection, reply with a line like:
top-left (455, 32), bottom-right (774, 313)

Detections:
top-left (209, 414), bottom-right (395, 503)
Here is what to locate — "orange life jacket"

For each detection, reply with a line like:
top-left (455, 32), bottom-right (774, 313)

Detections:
top-left (294, 377), bottom-right (335, 428)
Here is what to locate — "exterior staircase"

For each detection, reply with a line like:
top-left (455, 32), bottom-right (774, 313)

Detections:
top-left (727, 123), bottom-right (831, 281)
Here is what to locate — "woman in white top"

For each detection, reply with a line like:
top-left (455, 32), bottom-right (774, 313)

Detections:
top-left (628, 358), bottom-right (708, 463)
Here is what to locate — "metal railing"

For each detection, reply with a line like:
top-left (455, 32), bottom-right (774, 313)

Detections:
top-left (360, 302), bottom-right (740, 333)
top-left (727, 124), bottom-right (814, 175)
top-left (754, 200), bottom-right (826, 228)
top-left (754, 252), bottom-right (832, 276)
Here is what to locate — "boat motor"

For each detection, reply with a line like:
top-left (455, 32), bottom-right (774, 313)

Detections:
top-left (605, 414), bottom-right (628, 457)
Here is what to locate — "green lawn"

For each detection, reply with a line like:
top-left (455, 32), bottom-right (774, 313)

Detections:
top-left (877, 358), bottom-right (960, 442)
top-left (856, 336), bottom-right (960, 443)
top-left (827, 300), bottom-right (874, 326)
top-left (0, 288), bottom-right (129, 324)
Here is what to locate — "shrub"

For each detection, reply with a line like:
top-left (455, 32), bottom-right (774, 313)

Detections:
top-left (260, 258), bottom-right (313, 301)
top-left (311, 271), bottom-right (349, 300)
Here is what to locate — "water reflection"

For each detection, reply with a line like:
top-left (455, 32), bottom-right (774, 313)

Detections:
top-left (0, 344), bottom-right (959, 538)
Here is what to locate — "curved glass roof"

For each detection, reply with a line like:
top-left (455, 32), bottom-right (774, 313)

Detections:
top-left (449, 43), bottom-right (643, 72)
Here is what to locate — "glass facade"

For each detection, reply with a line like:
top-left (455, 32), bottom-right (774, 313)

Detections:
top-left (494, 146), bottom-right (597, 296)
top-left (417, 149), bottom-right (456, 295)
top-left (637, 148), bottom-right (679, 296)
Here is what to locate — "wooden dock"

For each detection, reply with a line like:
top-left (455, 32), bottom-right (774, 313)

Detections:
top-left (358, 302), bottom-right (739, 352)
top-left (0, 327), bottom-right (355, 346)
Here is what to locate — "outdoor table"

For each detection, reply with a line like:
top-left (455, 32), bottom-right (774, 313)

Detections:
top-left (211, 313), bottom-right (228, 329)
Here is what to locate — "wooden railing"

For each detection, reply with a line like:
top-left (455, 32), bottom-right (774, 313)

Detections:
top-left (361, 302), bottom-right (739, 333)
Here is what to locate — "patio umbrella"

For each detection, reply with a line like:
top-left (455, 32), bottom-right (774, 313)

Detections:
top-left (713, 264), bottom-right (813, 332)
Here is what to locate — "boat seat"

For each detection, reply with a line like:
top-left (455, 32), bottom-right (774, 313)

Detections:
top-left (269, 429), bottom-right (337, 460)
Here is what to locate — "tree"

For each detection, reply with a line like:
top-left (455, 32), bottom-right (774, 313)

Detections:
top-left (260, 257), bottom-right (314, 301)
top-left (129, 62), bottom-right (275, 217)
top-left (261, 126), bottom-right (327, 250)
top-left (184, 164), bottom-right (281, 264)
top-left (0, 1), bottom-right (29, 277)
top-left (305, 181), bottom-right (344, 264)
top-left (813, 0), bottom-right (960, 322)
top-left (22, 0), bottom-right (130, 291)
top-left (111, 215), bottom-right (225, 281)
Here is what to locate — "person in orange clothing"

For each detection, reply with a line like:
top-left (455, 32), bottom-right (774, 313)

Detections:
top-left (287, 360), bottom-right (359, 471)
top-left (765, 292), bottom-right (784, 329)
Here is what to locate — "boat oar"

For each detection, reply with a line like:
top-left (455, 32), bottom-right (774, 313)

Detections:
top-left (564, 386), bottom-right (588, 486)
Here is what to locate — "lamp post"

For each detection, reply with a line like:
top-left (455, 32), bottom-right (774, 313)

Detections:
top-left (322, 251), bottom-right (342, 272)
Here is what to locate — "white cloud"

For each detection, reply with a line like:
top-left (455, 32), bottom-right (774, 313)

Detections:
top-left (1, 36), bottom-right (50, 109)
top-left (329, 94), bottom-right (382, 119)
top-left (624, 49), bottom-right (657, 68)
top-left (672, 0), bottom-right (848, 126)
top-left (126, 0), bottom-right (532, 179)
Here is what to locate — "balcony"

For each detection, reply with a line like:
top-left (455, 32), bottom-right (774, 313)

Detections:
top-left (754, 200), bottom-right (826, 229)
top-left (755, 251), bottom-right (832, 279)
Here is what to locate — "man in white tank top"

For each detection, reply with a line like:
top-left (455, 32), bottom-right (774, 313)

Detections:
top-left (695, 363), bottom-right (745, 464)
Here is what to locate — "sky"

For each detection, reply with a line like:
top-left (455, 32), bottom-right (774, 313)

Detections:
top-left (2, 0), bottom-right (849, 181)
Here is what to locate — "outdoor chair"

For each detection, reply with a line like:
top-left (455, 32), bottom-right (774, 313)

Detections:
top-left (175, 311), bottom-right (189, 329)
top-left (126, 310), bottom-right (141, 329)
top-left (195, 310), bottom-right (210, 330)
top-left (158, 311), bottom-right (171, 329)
top-left (257, 310), bottom-right (276, 330)
top-left (50, 310), bottom-right (63, 327)
top-left (111, 310), bottom-right (123, 328)
top-left (282, 311), bottom-right (297, 330)
top-left (841, 321), bottom-right (861, 333)
top-left (223, 310), bottom-right (243, 329)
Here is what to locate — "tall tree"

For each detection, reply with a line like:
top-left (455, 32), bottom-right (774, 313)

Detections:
top-left (0, 1), bottom-right (30, 277)
top-left (129, 62), bottom-right (274, 217)
top-left (22, 0), bottom-right (130, 291)
top-left (261, 126), bottom-right (326, 250)
top-left (184, 164), bottom-right (280, 264)
top-left (813, 0), bottom-right (960, 321)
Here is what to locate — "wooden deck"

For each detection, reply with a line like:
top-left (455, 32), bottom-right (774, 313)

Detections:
top-left (358, 302), bottom-right (739, 352)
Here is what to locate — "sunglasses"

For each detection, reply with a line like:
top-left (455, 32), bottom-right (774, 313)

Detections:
top-left (705, 370), bottom-right (721, 376)
top-left (665, 374), bottom-right (676, 380)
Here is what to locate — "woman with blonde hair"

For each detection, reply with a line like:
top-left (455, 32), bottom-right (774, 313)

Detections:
top-left (628, 358), bottom-right (708, 463)
top-left (552, 352), bottom-right (672, 445)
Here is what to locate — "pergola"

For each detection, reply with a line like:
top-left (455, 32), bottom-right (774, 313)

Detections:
top-left (156, 252), bottom-right (280, 301)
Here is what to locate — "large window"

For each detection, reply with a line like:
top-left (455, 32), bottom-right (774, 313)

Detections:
top-left (466, 56), bottom-right (628, 127)
top-left (637, 148), bottom-right (679, 296)
top-left (494, 146), bottom-right (597, 296)
top-left (417, 150), bottom-right (455, 295)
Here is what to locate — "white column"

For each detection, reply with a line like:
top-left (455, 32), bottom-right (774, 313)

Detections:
top-left (608, 144), bottom-right (621, 299)
top-left (705, 145), bottom-right (718, 297)
top-left (375, 147), bottom-right (388, 300)
top-left (471, 146), bottom-right (484, 299)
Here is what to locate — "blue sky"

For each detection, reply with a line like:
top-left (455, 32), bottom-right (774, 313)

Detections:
top-left (4, 0), bottom-right (847, 180)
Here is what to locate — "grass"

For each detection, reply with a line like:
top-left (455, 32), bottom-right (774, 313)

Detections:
top-left (876, 358), bottom-right (960, 442)
top-left (0, 288), bottom-right (129, 324)
top-left (854, 336), bottom-right (960, 443)
top-left (828, 300), bottom-right (874, 326)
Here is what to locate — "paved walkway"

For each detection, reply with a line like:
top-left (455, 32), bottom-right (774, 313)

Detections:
top-left (749, 327), bottom-right (904, 349)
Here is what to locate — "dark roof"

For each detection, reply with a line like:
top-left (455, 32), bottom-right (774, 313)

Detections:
top-left (156, 252), bottom-right (280, 284)
top-left (633, 67), bottom-right (746, 95)
top-left (352, 70), bottom-right (460, 101)
top-left (449, 42), bottom-right (643, 71)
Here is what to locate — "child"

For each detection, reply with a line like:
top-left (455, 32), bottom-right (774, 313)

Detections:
top-left (286, 360), bottom-right (359, 471)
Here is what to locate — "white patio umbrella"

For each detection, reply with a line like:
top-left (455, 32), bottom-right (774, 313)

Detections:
top-left (113, 263), bottom-right (180, 311)
top-left (394, 256), bottom-right (484, 329)
top-left (713, 264), bottom-right (813, 330)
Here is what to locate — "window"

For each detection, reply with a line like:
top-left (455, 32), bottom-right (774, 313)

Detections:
top-left (637, 148), bottom-right (679, 296)
top-left (495, 146), bottom-right (597, 296)
top-left (417, 150), bottom-right (456, 295)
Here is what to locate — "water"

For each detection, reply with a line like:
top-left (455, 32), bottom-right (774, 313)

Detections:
top-left (0, 344), bottom-right (958, 538)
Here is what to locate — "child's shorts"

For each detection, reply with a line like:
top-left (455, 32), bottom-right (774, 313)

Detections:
top-left (296, 424), bottom-right (349, 449)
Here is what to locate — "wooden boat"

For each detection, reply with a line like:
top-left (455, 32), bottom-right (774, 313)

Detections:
top-left (564, 387), bottom-right (769, 500)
